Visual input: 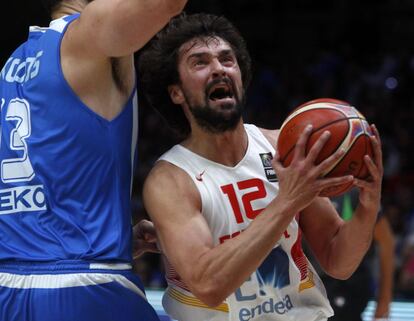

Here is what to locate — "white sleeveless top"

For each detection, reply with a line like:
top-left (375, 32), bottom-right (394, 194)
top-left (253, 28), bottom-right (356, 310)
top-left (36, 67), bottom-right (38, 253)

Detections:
top-left (159, 124), bottom-right (333, 321)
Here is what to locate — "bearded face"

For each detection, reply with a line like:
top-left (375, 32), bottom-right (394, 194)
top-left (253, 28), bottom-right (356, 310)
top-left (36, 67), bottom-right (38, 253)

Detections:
top-left (172, 36), bottom-right (245, 134)
top-left (183, 76), bottom-right (245, 133)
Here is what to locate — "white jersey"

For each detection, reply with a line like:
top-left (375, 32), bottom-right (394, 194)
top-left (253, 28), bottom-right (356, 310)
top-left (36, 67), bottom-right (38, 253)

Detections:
top-left (159, 124), bottom-right (333, 321)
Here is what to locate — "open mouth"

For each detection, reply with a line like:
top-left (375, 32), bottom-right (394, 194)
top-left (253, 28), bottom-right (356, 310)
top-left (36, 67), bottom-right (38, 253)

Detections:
top-left (208, 83), bottom-right (234, 101)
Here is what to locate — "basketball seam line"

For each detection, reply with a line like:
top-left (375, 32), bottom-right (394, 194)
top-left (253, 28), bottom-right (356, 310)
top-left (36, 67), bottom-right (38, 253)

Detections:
top-left (280, 116), bottom-right (359, 164)
top-left (324, 133), bottom-right (367, 177)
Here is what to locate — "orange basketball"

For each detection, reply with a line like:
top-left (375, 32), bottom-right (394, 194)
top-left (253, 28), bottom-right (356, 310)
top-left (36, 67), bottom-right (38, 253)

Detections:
top-left (277, 98), bottom-right (374, 197)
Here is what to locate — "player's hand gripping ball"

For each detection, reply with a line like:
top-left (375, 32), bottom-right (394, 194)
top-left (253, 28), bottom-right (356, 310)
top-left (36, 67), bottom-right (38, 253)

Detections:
top-left (277, 98), bottom-right (374, 197)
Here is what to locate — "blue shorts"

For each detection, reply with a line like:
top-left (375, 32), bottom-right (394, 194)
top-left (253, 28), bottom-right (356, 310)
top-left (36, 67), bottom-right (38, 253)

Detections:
top-left (0, 261), bottom-right (160, 321)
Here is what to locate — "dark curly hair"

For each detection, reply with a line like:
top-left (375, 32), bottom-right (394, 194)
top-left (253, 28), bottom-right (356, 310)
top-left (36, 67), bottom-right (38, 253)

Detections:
top-left (138, 12), bottom-right (252, 138)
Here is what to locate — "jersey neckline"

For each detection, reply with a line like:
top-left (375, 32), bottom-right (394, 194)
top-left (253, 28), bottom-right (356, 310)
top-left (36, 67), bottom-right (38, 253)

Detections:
top-left (174, 125), bottom-right (253, 171)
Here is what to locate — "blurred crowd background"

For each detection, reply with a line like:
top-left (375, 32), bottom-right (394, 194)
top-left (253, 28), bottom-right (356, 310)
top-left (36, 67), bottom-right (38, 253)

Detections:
top-left (2, 0), bottom-right (414, 304)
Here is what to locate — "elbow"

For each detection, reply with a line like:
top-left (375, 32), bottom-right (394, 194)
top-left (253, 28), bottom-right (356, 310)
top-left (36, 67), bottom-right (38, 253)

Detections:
top-left (163, 0), bottom-right (187, 17)
top-left (192, 287), bottom-right (227, 308)
top-left (322, 263), bottom-right (357, 280)
top-left (320, 255), bottom-right (356, 280)
top-left (326, 270), bottom-right (353, 281)
top-left (181, 260), bottom-right (229, 307)
top-left (188, 278), bottom-right (228, 308)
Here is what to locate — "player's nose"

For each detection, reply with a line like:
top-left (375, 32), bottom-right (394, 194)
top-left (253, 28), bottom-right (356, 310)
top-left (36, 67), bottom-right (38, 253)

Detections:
top-left (211, 58), bottom-right (226, 78)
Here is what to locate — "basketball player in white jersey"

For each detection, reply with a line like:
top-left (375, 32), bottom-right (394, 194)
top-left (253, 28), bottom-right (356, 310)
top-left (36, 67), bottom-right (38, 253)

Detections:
top-left (139, 13), bottom-right (383, 321)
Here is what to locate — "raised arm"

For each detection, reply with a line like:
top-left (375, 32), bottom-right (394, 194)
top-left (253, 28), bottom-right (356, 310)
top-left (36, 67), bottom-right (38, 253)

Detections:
top-left (66, 0), bottom-right (187, 58)
top-left (58, 0), bottom-right (187, 119)
top-left (300, 125), bottom-right (383, 279)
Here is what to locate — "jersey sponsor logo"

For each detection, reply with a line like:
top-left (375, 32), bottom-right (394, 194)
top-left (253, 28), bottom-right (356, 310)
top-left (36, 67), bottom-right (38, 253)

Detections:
top-left (238, 295), bottom-right (293, 321)
top-left (0, 51), bottom-right (43, 84)
top-left (234, 247), bottom-right (291, 306)
top-left (259, 153), bottom-right (277, 182)
top-left (195, 170), bottom-right (205, 182)
top-left (257, 247), bottom-right (291, 294)
top-left (0, 185), bottom-right (46, 215)
top-left (233, 232), bottom-right (315, 320)
top-left (235, 247), bottom-right (291, 299)
top-left (233, 248), bottom-right (294, 321)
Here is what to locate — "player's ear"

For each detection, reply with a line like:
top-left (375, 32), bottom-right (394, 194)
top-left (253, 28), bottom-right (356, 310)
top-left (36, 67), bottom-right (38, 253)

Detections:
top-left (168, 85), bottom-right (185, 105)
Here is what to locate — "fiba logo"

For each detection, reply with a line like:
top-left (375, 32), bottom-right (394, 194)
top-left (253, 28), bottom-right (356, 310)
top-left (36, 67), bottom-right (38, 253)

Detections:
top-left (260, 153), bottom-right (273, 167)
top-left (259, 153), bottom-right (277, 182)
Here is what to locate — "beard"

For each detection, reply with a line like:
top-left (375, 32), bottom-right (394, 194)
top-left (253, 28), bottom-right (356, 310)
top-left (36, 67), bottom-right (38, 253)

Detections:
top-left (184, 79), bottom-right (245, 134)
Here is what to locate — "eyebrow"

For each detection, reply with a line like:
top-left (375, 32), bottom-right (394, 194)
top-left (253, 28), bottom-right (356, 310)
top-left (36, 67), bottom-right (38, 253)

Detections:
top-left (186, 49), bottom-right (235, 62)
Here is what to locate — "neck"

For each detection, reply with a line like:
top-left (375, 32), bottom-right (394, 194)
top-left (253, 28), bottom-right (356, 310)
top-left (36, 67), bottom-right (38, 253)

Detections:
top-left (51, 0), bottom-right (86, 20)
top-left (183, 120), bottom-right (248, 167)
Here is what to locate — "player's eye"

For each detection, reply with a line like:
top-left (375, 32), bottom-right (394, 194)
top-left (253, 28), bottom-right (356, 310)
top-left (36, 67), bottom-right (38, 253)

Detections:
top-left (194, 59), bottom-right (208, 66)
top-left (221, 56), bottom-right (235, 65)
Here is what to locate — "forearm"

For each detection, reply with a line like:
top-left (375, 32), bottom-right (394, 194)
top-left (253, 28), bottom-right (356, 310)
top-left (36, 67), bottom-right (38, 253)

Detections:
top-left (187, 197), bottom-right (296, 306)
top-left (375, 261), bottom-right (393, 317)
top-left (323, 123), bottom-right (383, 278)
top-left (375, 272), bottom-right (393, 318)
top-left (325, 204), bottom-right (378, 279)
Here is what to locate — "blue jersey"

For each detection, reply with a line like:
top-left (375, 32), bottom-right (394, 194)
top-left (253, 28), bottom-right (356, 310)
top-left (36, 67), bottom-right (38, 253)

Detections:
top-left (0, 15), bottom-right (138, 263)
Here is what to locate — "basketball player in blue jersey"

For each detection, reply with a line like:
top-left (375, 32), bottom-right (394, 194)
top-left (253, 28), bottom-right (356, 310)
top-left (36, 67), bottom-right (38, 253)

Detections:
top-left (0, 0), bottom-right (187, 320)
top-left (139, 13), bottom-right (384, 321)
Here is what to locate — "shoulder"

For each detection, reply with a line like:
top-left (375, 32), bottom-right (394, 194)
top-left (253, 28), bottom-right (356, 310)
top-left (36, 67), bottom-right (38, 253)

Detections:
top-left (143, 160), bottom-right (201, 208)
top-left (144, 160), bottom-right (187, 190)
top-left (143, 160), bottom-right (203, 228)
top-left (145, 160), bottom-right (185, 183)
top-left (257, 127), bottom-right (280, 150)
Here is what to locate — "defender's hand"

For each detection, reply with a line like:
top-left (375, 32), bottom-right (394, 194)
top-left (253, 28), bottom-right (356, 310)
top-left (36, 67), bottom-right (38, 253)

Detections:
top-left (132, 219), bottom-right (160, 259)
